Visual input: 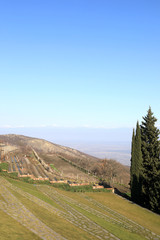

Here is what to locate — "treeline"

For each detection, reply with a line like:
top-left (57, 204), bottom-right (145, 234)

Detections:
top-left (92, 159), bottom-right (130, 186)
top-left (130, 107), bottom-right (160, 213)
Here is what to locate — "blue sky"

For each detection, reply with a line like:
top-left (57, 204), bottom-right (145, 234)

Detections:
top-left (0, 0), bottom-right (160, 129)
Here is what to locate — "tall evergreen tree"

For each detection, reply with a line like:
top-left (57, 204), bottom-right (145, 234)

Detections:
top-left (135, 122), bottom-right (143, 171)
top-left (141, 107), bottom-right (160, 213)
top-left (130, 128), bottom-right (135, 199)
top-left (130, 122), bottom-right (143, 203)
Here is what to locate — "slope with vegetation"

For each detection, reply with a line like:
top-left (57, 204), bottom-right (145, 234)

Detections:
top-left (0, 176), bottom-right (159, 240)
top-left (0, 134), bottom-right (130, 187)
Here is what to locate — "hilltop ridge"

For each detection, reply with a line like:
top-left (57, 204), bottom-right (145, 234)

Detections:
top-left (0, 134), bottom-right (130, 185)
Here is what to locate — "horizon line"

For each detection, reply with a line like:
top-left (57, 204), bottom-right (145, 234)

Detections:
top-left (0, 125), bottom-right (134, 130)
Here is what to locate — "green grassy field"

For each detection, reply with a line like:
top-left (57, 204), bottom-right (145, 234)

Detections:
top-left (0, 176), bottom-right (159, 240)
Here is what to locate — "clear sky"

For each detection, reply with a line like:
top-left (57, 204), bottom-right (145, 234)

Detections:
top-left (0, 0), bottom-right (160, 129)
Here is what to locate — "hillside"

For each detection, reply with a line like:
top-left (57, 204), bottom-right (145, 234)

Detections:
top-left (0, 134), bottom-right (130, 185)
top-left (0, 134), bottom-right (159, 240)
top-left (0, 176), bottom-right (159, 240)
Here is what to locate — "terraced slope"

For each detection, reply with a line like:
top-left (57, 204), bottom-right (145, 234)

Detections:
top-left (0, 177), bottom-right (159, 240)
top-left (0, 134), bottom-right (130, 184)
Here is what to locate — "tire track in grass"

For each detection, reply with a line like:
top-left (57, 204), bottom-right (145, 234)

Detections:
top-left (38, 186), bottom-right (160, 240)
top-left (1, 177), bottom-right (117, 240)
top-left (2, 177), bottom-right (159, 240)
top-left (37, 185), bottom-right (119, 240)
top-left (0, 184), bottom-right (66, 240)
top-left (82, 195), bottom-right (160, 240)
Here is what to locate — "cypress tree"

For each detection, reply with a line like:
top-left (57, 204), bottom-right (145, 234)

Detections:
top-left (130, 128), bottom-right (135, 199)
top-left (141, 107), bottom-right (160, 213)
top-left (134, 121), bottom-right (143, 203)
top-left (130, 122), bottom-right (143, 203)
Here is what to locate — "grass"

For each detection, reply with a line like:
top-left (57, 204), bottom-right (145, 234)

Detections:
top-left (52, 183), bottom-right (93, 192)
top-left (67, 202), bottom-right (144, 240)
top-left (6, 177), bottom-right (65, 212)
top-left (0, 209), bottom-right (40, 240)
top-left (6, 184), bottom-right (98, 240)
top-left (47, 188), bottom-right (147, 240)
top-left (52, 182), bottom-right (112, 192)
top-left (48, 187), bottom-right (160, 238)
top-left (50, 163), bottom-right (59, 172)
top-left (0, 171), bottom-right (18, 178)
top-left (0, 176), bottom-right (160, 240)
top-left (0, 162), bottom-right (9, 171)
top-left (87, 192), bottom-right (160, 235)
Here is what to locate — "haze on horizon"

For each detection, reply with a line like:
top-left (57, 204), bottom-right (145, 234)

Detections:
top-left (0, 126), bottom-right (140, 166)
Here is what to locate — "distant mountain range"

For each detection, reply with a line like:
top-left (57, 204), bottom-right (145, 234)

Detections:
top-left (0, 126), bottom-right (133, 142)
